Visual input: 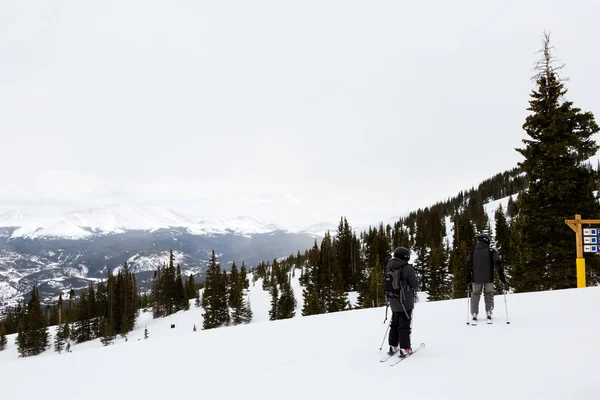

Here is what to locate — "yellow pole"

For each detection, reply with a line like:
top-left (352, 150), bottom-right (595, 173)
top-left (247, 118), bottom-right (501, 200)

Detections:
top-left (576, 258), bottom-right (586, 288)
top-left (566, 214), bottom-right (587, 288)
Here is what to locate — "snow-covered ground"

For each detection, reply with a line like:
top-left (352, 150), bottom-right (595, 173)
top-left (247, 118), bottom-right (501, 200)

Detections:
top-left (1, 271), bottom-right (599, 399)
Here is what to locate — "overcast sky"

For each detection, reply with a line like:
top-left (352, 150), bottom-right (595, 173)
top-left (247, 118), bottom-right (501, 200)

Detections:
top-left (1, 0), bottom-right (599, 227)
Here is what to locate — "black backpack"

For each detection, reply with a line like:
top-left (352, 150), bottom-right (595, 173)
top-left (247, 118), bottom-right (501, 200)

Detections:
top-left (383, 265), bottom-right (404, 298)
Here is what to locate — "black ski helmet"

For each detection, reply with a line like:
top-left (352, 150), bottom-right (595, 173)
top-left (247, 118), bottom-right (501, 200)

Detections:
top-left (476, 233), bottom-right (490, 244)
top-left (393, 247), bottom-right (410, 261)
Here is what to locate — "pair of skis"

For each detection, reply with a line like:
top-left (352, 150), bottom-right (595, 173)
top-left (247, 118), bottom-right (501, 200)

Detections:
top-left (379, 342), bottom-right (425, 366)
top-left (469, 317), bottom-right (492, 326)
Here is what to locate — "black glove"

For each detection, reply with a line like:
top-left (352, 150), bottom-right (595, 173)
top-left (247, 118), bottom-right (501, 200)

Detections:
top-left (499, 272), bottom-right (506, 285)
top-left (465, 272), bottom-right (472, 285)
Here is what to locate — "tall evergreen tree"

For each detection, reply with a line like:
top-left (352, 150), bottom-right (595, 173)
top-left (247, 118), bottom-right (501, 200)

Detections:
top-left (334, 217), bottom-right (355, 290)
top-left (54, 322), bottom-right (70, 353)
top-left (242, 295), bottom-right (254, 323)
top-left (494, 204), bottom-right (513, 287)
top-left (174, 264), bottom-right (186, 311)
top-left (186, 274), bottom-right (196, 300)
top-left (363, 255), bottom-right (385, 308)
top-left (268, 279), bottom-right (279, 321)
top-left (240, 261), bottom-right (249, 289)
top-left (57, 294), bottom-right (63, 325)
top-left (17, 285), bottom-right (49, 356)
top-left (513, 33), bottom-right (600, 292)
top-left (229, 263), bottom-right (245, 325)
top-left (301, 240), bottom-right (323, 316)
top-left (428, 237), bottom-right (451, 301)
top-left (202, 250), bottom-right (229, 329)
top-left (100, 317), bottom-right (115, 347)
top-left (67, 289), bottom-right (75, 326)
top-left (277, 274), bottom-right (296, 319)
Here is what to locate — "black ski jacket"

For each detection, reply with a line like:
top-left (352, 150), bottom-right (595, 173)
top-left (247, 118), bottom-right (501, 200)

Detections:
top-left (385, 257), bottom-right (419, 312)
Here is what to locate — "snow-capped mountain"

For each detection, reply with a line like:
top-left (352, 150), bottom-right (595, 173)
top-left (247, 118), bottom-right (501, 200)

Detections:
top-left (196, 216), bottom-right (286, 236)
top-left (0, 204), bottom-right (329, 308)
top-left (0, 203), bottom-right (410, 308)
top-left (0, 204), bottom-right (322, 240)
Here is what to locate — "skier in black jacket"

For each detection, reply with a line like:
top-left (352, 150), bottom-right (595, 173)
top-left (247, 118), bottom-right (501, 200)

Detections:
top-left (466, 233), bottom-right (506, 324)
top-left (384, 247), bottom-right (419, 357)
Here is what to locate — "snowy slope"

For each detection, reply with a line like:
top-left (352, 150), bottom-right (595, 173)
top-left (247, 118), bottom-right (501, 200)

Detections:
top-left (1, 270), bottom-right (599, 400)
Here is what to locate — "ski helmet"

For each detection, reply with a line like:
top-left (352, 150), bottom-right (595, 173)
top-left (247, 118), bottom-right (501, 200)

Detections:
top-left (476, 233), bottom-right (490, 244)
top-left (393, 247), bottom-right (411, 261)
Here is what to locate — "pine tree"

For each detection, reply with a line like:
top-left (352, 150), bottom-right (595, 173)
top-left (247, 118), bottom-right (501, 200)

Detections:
top-left (229, 263), bottom-right (246, 325)
top-left (16, 321), bottom-right (26, 357)
top-left (219, 269), bottom-right (231, 326)
top-left (268, 280), bottom-right (279, 321)
top-left (428, 238), bottom-right (451, 301)
top-left (67, 289), bottom-right (75, 326)
top-left (186, 274), bottom-right (196, 300)
top-left (513, 33), bottom-right (600, 292)
top-left (57, 294), bottom-right (63, 325)
top-left (73, 287), bottom-right (91, 343)
top-left (202, 250), bottom-right (228, 329)
top-left (277, 274), bottom-right (296, 319)
top-left (240, 261), bottom-right (249, 289)
top-left (174, 264), bottom-right (186, 311)
top-left (86, 282), bottom-right (98, 339)
top-left (301, 241), bottom-right (323, 316)
top-left (100, 311), bottom-right (115, 346)
top-left (326, 257), bottom-right (344, 312)
top-left (17, 285), bottom-right (49, 356)
top-left (318, 232), bottom-right (335, 310)
top-left (195, 289), bottom-right (201, 308)
top-left (242, 295), bottom-right (253, 323)
top-left (334, 217), bottom-right (355, 290)
top-left (495, 204), bottom-right (513, 288)
top-left (363, 254), bottom-right (385, 308)
top-left (54, 322), bottom-right (70, 353)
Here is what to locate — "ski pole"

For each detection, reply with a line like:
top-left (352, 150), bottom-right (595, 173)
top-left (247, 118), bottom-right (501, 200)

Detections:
top-left (379, 322), bottom-right (390, 351)
top-left (503, 283), bottom-right (510, 324)
top-left (466, 283), bottom-right (471, 325)
top-left (383, 303), bottom-right (389, 323)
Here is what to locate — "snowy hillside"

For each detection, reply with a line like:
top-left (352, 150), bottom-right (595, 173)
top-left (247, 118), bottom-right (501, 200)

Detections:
top-left (1, 270), bottom-right (599, 399)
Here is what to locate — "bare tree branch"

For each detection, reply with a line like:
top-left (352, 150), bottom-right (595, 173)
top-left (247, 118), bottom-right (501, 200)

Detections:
top-left (531, 31), bottom-right (569, 83)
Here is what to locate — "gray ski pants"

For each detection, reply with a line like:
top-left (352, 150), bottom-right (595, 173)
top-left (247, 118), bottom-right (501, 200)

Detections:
top-left (471, 283), bottom-right (494, 315)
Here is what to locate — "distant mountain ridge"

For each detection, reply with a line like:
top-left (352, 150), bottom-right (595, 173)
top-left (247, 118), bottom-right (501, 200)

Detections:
top-left (0, 204), bottom-right (413, 308)
top-left (0, 203), bottom-right (336, 240)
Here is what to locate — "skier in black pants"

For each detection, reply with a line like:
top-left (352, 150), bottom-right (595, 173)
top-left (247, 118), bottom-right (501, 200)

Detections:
top-left (384, 247), bottom-right (419, 357)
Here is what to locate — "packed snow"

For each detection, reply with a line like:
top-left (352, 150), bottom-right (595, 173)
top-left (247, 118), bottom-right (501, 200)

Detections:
top-left (1, 270), bottom-right (598, 400)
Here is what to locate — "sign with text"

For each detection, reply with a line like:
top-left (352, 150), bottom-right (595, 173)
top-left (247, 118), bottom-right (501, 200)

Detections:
top-left (584, 245), bottom-right (599, 253)
top-left (583, 228), bottom-right (598, 236)
top-left (584, 237), bottom-right (598, 244)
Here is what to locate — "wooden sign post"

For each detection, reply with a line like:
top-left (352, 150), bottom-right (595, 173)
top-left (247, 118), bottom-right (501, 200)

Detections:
top-left (565, 214), bottom-right (600, 288)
